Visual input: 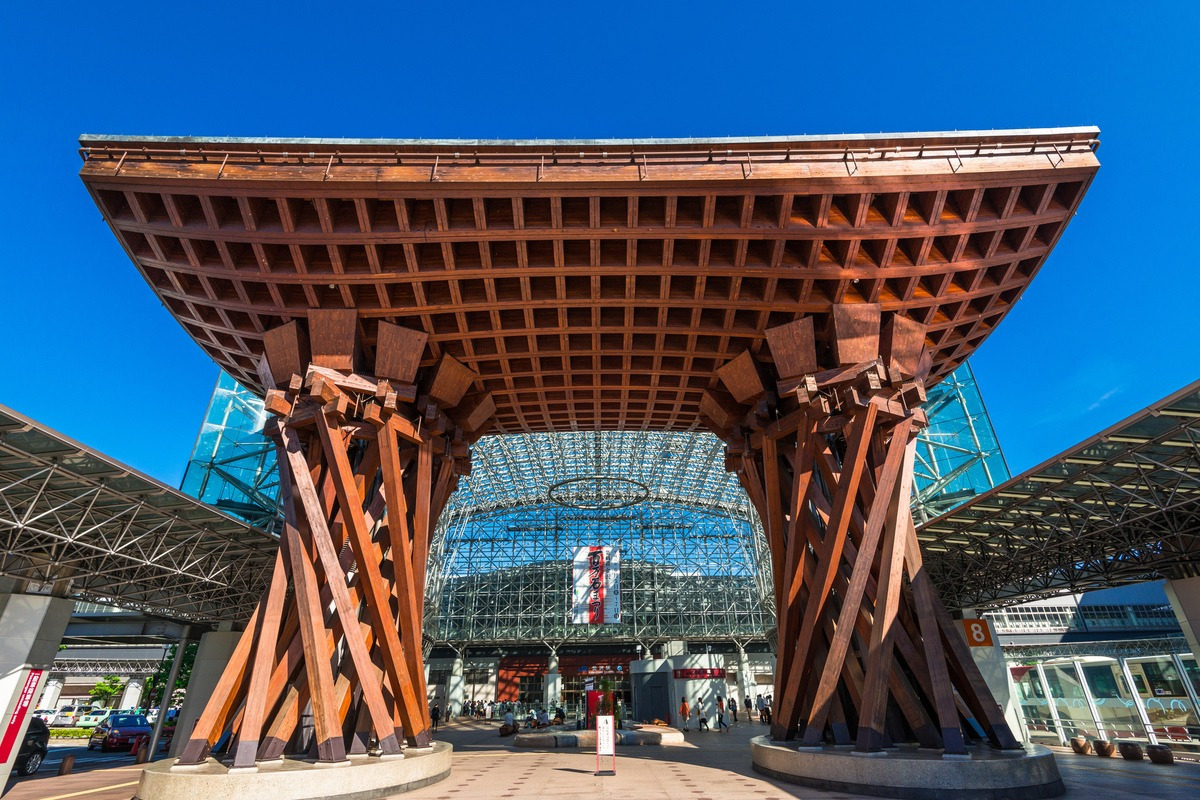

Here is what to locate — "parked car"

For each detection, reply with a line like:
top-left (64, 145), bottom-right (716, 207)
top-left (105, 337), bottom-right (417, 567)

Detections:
top-left (13, 717), bottom-right (49, 775)
top-left (78, 708), bottom-right (113, 728)
top-left (30, 709), bottom-right (57, 724)
top-left (51, 706), bottom-right (94, 726)
top-left (87, 713), bottom-right (152, 752)
top-left (146, 707), bottom-right (178, 726)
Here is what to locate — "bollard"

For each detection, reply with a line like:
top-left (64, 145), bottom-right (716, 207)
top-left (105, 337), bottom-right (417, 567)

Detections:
top-left (57, 754), bottom-right (75, 776)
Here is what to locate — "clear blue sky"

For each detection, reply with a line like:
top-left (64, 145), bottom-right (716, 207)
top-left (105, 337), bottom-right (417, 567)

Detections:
top-left (1, 2), bottom-right (1196, 487)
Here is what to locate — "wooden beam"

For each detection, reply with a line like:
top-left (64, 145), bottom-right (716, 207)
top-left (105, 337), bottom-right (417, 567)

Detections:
top-left (308, 309), bottom-right (360, 372)
top-left (716, 351), bottom-right (766, 404)
top-left (422, 352), bottom-right (478, 408)
top-left (262, 321), bottom-right (310, 387)
top-left (764, 317), bottom-right (818, 380)
top-left (375, 321), bottom-right (428, 383)
top-left (830, 303), bottom-right (881, 366)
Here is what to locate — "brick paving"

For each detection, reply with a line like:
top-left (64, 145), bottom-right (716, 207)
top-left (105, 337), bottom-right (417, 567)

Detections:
top-left (6, 717), bottom-right (1199, 799)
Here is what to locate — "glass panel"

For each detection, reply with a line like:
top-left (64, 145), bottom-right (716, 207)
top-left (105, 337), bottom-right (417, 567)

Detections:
top-left (1081, 662), bottom-right (1142, 739)
top-left (1012, 666), bottom-right (1058, 741)
top-left (1182, 656), bottom-right (1200, 698)
top-left (1128, 656), bottom-right (1198, 741)
top-left (1043, 663), bottom-right (1095, 738)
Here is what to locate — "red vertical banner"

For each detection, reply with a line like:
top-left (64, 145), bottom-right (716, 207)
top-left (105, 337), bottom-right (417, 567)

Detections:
top-left (587, 546), bottom-right (605, 624)
top-left (0, 669), bottom-right (43, 762)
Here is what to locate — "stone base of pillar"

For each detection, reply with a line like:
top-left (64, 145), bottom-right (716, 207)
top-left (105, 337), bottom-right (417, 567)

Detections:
top-left (751, 737), bottom-right (1063, 799)
top-left (139, 742), bottom-right (451, 800)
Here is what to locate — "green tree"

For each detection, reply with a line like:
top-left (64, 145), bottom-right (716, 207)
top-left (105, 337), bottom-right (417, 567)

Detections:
top-left (144, 641), bottom-right (198, 710)
top-left (89, 675), bottom-right (125, 707)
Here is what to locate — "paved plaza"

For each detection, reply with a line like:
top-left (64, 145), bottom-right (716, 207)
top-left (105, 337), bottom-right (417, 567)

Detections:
top-left (6, 719), bottom-right (1199, 800)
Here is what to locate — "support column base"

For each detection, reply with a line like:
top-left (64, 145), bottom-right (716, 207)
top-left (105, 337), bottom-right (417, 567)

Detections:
top-left (140, 742), bottom-right (451, 800)
top-left (750, 737), bottom-right (1064, 799)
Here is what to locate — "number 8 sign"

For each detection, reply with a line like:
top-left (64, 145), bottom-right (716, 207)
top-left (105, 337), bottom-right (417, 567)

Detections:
top-left (961, 619), bottom-right (994, 647)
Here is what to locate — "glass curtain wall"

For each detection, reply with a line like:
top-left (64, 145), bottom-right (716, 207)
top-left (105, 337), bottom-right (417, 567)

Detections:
top-left (1014, 652), bottom-right (1200, 743)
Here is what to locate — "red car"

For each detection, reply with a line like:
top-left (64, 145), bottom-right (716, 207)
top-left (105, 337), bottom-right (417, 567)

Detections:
top-left (87, 713), bottom-right (152, 752)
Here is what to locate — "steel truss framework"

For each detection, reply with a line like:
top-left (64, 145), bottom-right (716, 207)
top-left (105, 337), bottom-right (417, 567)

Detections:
top-left (187, 367), bottom-right (1008, 650)
top-left (0, 405), bottom-right (276, 622)
top-left (922, 380), bottom-right (1200, 609)
top-left (428, 497), bottom-right (772, 647)
top-left (51, 658), bottom-right (161, 677)
top-left (182, 372), bottom-right (281, 533)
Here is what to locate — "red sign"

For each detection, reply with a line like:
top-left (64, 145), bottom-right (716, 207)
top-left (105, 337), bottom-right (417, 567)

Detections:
top-left (0, 669), bottom-right (42, 762)
top-left (673, 668), bottom-right (726, 679)
top-left (962, 619), bottom-right (994, 647)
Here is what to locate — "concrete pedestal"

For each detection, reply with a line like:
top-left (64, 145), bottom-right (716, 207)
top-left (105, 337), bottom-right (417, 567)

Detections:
top-left (38, 676), bottom-right (64, 709)
top-left (751, 737), bottom-right (1064, 799)
top-left (136, 742), bottom-right (451, 800)
top-left (169, 630), bottom-right (239, 757)
top-left (0, 593), bottom-right (73, 786)
top-left (120, 676), bottom-right (146, 710)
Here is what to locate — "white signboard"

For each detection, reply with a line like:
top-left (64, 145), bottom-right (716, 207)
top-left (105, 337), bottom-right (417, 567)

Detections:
top-left (570, 546), bottom-right (621, 624)
top-left (596, 715), bottom-right (616, 756)
top-left (595, 713), bottom-right (616, 775)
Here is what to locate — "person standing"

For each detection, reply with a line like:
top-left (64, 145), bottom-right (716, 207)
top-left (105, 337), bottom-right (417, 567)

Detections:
top-left (755, 693), bottom-right (765, 721)
top-left (431, 703), bottom-right (441, 734)
top-left (729, 694), bottom-right (738, 724)
top-left (744, 695), bottom-right (753, 720)
top-left (715, 696), bottom-right (729, 732)
top-left (679, 697), bottom-right (691, 731)
top-left (697, 698), bottom-right (709, 731)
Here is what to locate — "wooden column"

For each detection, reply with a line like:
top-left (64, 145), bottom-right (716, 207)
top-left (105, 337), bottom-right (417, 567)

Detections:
top-left (176, 316), bottom-right (487, 768)
top-left (705, 308), bottom-right (1021, 755)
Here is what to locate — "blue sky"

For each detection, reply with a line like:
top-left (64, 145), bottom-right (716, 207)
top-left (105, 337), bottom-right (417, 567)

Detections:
top-left (1, 2), bottom-right (1196, 487)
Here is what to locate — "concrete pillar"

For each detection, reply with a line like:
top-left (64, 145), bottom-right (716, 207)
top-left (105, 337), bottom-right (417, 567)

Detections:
top-left (0, 593), bottom-right (73, 787)
top-left (1165, 575), bottom-right (1200, 657)
top-left (38, 676), bottom-right (64, 709)
top-left (959, 614), bottom-right (1025, 741)
top-left (544, 650), bottom-right (561, 709)
top-left (736, 644), bottom-right (755, 705)
top-left (119, 676), bottom-right (146, 710)
top-left (447, 655), bottom-right (465, 718)
top-left (169, 631), bottom-right (240, 757)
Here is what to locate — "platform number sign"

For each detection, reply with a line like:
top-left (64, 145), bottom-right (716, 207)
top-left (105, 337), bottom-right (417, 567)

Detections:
top-left (962, 619), bottom-right (994, 647)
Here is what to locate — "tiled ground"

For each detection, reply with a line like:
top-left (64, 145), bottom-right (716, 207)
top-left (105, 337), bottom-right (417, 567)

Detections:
top-left (6, 719), bottom-right (1199, 800)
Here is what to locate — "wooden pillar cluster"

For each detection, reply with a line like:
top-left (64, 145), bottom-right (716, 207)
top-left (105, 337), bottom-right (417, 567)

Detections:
top-left (703, 305), bottom-right (1021, 754)
top-left (176, 311), bottom-right (490, 768)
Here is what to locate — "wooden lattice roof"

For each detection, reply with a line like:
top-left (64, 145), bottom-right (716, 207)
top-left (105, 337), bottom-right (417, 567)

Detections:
top-left (79, 128), bottom-right (1099, 433)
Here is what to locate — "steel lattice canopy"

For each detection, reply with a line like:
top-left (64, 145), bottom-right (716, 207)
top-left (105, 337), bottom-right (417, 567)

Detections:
top-left (79, 128), bottom-right (1099, 432)
top-left (919, 379), bottom-right (1200, 609)
top-left (451, 430), bottom-right (750, 517)
top-left (0, 404), bottom-right (277, 622)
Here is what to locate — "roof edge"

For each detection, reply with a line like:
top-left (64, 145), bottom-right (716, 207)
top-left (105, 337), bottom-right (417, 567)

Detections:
top-left (79, 126), bottom-right (1101, 151)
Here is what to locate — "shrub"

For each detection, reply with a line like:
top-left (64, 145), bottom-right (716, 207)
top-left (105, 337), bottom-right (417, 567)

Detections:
top-left (49, 728), bottom-right (90, 739)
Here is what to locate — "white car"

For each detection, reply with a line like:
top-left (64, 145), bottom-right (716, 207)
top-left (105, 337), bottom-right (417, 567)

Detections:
top-left (31, 709), bottom-right (57, 724)
top-left (52, 706), bottom-right (95, 726)
top-left (78, 708), bottom-right (114, 728)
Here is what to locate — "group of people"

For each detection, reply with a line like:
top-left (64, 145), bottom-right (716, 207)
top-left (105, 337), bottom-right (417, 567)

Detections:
top-left (462, 699), bottom-right (494, 719)
top-left (678, 693), bottom-right (773, 731)
top-left (678, 695), bottom-right (731, 732)
top-left (498, 705), bottom-right (565, 736)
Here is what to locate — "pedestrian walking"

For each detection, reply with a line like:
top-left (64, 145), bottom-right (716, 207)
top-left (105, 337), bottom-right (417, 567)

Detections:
top-left (431, 703), bottom-right (441, 733)
top-left (697, 698), bottom-right (709, 731)
top-left (679, 697), bottom-right (691, 731)
top-left (715, 696), bottom-right (729, 732)
top-left (755, 693), bottom-right (765, 722)
top-left (730, 695), bottom-right (739, 723)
